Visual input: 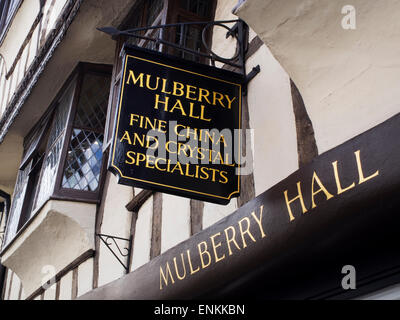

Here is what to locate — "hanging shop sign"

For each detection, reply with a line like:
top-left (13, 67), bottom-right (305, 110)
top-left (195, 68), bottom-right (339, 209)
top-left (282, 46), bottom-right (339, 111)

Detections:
top-left (109, 46), bottom-right (243, 204)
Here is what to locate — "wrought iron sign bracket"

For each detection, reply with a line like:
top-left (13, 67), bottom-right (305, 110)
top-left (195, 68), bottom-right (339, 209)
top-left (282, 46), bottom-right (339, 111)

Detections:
top-left (243, 64), bottom-right (261, 95)
top-left (98, 19), bottom-right (261, 86)
top-left (96, 233), bottom-right (132, 271)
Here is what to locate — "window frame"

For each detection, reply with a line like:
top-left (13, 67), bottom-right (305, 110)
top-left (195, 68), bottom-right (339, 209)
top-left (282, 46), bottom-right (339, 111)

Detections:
top-left (52, 63), bottom-right (112, 203)
top-left (1, 62), bottom-right (112, 250)
top-left (164, 0), bottom-right (216, 59)
top-left (103, 0), bottom-right (217, 151)
top-left (5, 109), bottom-right (55, 239)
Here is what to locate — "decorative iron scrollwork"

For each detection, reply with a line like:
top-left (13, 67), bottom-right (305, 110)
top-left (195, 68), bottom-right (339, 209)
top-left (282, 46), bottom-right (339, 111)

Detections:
top-left (96, 233), bottom-right (132, 271)
top-left (98, 19), bottom-right (260, 84)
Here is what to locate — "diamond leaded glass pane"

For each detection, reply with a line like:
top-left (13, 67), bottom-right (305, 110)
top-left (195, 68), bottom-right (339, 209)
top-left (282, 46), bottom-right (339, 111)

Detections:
top-left (62, 72), bottom-right (110, 192)
top-left (47, 82), bottom-right (74, 147)
top-left (62, 129), bottom-right (103, 191)
top-left (73, 73), bottom-right (110, 130)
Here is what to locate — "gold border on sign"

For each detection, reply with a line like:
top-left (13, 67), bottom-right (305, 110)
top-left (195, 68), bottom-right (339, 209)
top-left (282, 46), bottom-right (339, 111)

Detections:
top-left (111, 54), bottom-right (242, 200)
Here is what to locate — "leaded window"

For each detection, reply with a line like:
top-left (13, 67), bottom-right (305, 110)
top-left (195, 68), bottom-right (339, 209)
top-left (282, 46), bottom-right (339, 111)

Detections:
top-left (3, 63), bottom-right (111, 247)
top-left (3, 162), bottom-right (30, 245)
top-left (61, 73), bottom-right (110, 192)
top-left (34, 81), bottom-right (74, 209)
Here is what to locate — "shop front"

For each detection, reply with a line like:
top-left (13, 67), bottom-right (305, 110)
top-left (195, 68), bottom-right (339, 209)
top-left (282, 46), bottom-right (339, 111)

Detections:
top-left (0, 0), bottom-right (400, 301)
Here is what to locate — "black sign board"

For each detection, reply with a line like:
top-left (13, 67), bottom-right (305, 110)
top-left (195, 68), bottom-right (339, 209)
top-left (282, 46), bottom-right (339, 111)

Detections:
top-left (109, 46), bottom-right (243, 204)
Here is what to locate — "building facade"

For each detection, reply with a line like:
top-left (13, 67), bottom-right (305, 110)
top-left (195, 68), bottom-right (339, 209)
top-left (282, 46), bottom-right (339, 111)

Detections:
top-left (0, 0), bottom-right (399, 300)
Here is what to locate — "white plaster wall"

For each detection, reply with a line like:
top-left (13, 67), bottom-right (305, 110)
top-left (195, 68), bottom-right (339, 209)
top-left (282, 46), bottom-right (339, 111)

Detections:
top-left (8, 271), bottom-right (21, 300)
top-left (203, 199), bottom-right (237, 229)
top-left (0, 1), bottom-right (40, 115)
top-left (1, 200), bottom-right (96, 297)
top-left (58, 271), bottom-right (73, 300)
top-left (0, 0), bottom-right (70, 116)
top-left (20, 287), bottom-right (26, 300)
top-left (236, 0), bottom-right (400, 153)
top-left (161, 194), bottom-right (190, 253)
top-left (27, 23), bottom-right (40, 68)
top-left (209, 0), bottom-right (298, 199)
top-left (43, 283), bottom-right (56, 300)
top-left (212, 0), bottom-right (238, 68)
top-left (246, 45), bottom-right (298, 195)
top-left (0, 0), bottom-right (40, 70)
top-left (3, 269), bottom-right (12, 299)
top-left (42, 0), bottom-right (69, 41)
top-left (98, 174), bottom-right (133, 287)
top-left (134, 187), bottom-right (143, 195)
top-left (212, 0), bottom-right (259, 69)
top-left (17, 45), bottom-right (28, 83)
top-left (77, 258), bottom-right (94, 297)
top-left (130, 197), bottom-right (153, 271)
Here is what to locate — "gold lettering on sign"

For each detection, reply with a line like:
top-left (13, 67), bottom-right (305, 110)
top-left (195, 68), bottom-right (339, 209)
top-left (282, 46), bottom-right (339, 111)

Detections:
top-left (210, 232), bottom-right (226, 263)
top-left (238, 217), bottom-right (256, 249)
top-left (283, 148), bottom-right (380, 222)
top-left (354, 150), bottom-right (379, 184)
top-left (251, 205), bottom-right (266, 239)
top-left (224, 226), bottom-right (241, 256)
top-left (157, 146), bottom-right (382, 292)
top-left (332, 161), bottom-right (356, 194)
top-left (146, 75), bottom-right (160, 90)
top-left (198, 241), bottom-right (211, 269)
top-left (159, 205), bottom-right (267, 291)
top-left (154, 94), bottom-right (170, 112)
top-left (186, 249), bottom-right (200, 275)
top-left (284, 182), bottom-right (308, 222)
top-left (160, 262), bottom-right (175, 290)
top-left (173, 253), bottom-right (187, 280)
top-left (126, 70), bottom-right (144, 87)
top-left (311, 171), bottom-right (334, 209)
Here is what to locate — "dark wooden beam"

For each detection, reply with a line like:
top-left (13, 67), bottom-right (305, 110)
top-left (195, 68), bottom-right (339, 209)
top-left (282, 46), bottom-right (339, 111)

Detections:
top-left (290, 79), bottom-right (319, 167)
top-left (190, 199), bottom-right (203, 235)
top-left (71, 267), bottom-right (78, 299)
top-left (237, 93), bottom-right (255, 207)
top-left (150, 193), bottom-right (162, 259)
top-left (126, 190), bottom-right (153, 212)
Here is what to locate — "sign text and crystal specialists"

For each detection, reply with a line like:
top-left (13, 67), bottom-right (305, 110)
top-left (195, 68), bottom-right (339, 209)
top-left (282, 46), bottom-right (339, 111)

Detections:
top-left (109, 47), bottom-right (243, 204)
